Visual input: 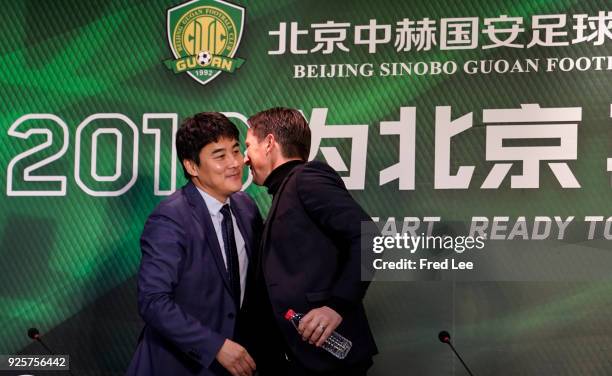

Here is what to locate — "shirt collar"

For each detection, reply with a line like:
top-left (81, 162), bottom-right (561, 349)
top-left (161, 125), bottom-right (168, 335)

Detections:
top-left (196, 186), bottom-right (230, 216)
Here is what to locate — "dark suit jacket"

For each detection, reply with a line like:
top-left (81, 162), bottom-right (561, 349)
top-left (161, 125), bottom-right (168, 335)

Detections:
top-left (126, 182), bottom-right (262, 376)
top-left (257, 161), bottom-right (378, 372)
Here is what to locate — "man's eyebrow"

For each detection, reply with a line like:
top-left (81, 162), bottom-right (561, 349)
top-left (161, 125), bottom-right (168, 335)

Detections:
top-left (211, 147), bottom-right (225, 155)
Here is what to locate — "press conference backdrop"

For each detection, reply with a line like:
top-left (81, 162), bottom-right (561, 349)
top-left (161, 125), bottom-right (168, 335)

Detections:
top-left (2, 0), bottom-right (612, 374)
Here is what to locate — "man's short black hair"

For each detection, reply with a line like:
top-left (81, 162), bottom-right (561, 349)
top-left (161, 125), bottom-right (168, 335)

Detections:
top-left (176, 112), bottom-right (240, 179)
top-left (247, 107), bottom-right (311, 161)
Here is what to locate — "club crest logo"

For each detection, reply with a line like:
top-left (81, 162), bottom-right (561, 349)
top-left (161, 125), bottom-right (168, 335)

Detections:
top-left (164, 0), bottom-right (245, 86)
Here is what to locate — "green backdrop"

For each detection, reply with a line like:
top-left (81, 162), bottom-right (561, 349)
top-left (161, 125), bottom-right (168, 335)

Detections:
top-left (2, 0), bottom-right (612, 374)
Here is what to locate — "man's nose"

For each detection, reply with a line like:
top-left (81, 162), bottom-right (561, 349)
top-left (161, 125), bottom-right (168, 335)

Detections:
top-left (229, 153), bottom-right (243, 168)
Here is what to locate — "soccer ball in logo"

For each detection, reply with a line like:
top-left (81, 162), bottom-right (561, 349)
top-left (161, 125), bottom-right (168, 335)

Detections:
top-left (197, 51), bottom-right (212, 66)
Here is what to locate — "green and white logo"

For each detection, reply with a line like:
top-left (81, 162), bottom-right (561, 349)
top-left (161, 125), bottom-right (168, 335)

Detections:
top-left (165, 0), bottom-right (245, 86)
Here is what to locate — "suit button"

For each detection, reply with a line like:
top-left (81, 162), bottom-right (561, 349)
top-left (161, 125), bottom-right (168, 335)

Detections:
top-left (228, 313), bottom-right (235, 319)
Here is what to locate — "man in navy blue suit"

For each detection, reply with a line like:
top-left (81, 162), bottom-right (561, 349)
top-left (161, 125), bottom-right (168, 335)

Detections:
top-left (126, 112), bottom-right (262, 376)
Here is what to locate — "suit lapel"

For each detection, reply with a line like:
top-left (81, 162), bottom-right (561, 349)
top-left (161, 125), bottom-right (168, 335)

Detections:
top-left (230, 196), bottom-right (257, 304)
top-left (230, 196), bottom-right (252, 260)
top-left (184, 182), bottom-right (232, 294)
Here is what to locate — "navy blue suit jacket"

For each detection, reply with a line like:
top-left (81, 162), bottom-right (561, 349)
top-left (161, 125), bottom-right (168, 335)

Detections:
top-left (126, 182), bottom-right (262, 376)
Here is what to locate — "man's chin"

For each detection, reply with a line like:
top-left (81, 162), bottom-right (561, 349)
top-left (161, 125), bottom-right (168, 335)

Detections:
top-left (251, 174), bottom-right (264, 186)
top-left (249, 170), bottom-right (263, 185)
top-left (227, 182), bottom-right (243, 192)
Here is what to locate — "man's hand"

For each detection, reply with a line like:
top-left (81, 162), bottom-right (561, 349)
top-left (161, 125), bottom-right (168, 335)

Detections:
top-left (298, 306), bottom-right (342, 347)
top-left (215, 339), bottom-right (256, 376)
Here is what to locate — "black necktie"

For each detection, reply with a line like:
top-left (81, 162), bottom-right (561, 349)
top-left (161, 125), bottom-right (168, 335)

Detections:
top-left (220, 204), bottom-right (241, 309)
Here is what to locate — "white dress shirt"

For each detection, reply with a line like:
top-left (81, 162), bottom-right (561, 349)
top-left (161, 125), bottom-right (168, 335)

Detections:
top-left (197, 188), bottom-right (248, 306)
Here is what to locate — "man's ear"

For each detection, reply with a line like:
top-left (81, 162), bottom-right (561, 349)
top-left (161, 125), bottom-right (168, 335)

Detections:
top-left (183, 159), bottom-right (198, 177)
top-left (264, 133), bottom-right (275, 153)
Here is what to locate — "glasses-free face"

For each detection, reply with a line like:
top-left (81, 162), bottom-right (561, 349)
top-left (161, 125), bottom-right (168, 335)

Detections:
top-left (244, 129), bottom-right (273, 186)
top-left (184, 137), bottom-right (244, 202)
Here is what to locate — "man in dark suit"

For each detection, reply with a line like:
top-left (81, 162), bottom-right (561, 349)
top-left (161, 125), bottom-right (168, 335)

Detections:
top-left (243, 108), bottom-right (377, 375)
top-left (126, 113), bottom-right (261, 376)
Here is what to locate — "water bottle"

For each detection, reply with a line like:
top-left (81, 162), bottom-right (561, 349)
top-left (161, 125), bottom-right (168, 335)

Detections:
top-left (284, 309), bottom-right (352, 359)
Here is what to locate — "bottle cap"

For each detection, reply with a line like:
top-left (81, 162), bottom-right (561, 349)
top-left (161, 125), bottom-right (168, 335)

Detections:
top-left (284, 309), bottom-right (296, 320)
